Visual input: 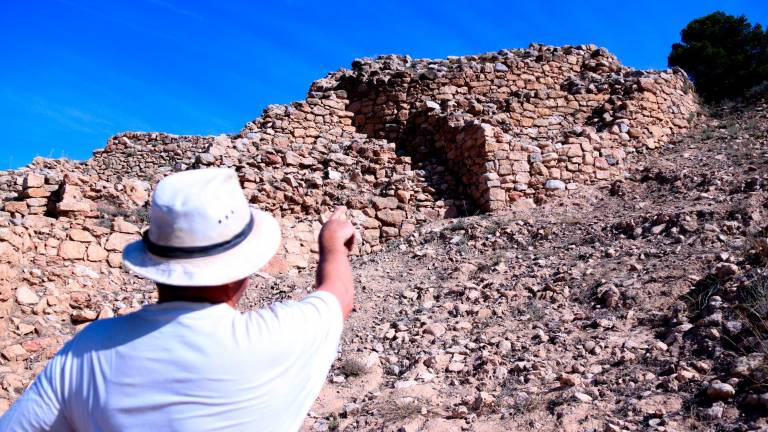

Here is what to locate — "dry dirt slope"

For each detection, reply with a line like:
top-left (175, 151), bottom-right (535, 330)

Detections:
top-left (240, 100), bottom-right (768, 431)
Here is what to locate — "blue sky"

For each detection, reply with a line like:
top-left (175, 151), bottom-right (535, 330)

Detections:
top-left (1, 0), bottom-right (766, 169)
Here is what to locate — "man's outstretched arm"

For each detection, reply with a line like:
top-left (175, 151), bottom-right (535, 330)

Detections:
top-left (316, 207), bottom-right (356, 320)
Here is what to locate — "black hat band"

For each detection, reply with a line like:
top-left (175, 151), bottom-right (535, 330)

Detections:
top-left (142, 215), bottom-right (255, 259)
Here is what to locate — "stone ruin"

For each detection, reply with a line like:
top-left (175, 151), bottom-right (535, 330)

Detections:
top-left (0, 44), bottom-right (698, 276)
top-left (0, 46), bottom-right (701, 402)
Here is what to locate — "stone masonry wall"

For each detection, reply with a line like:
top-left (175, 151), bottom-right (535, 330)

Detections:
top-left (0, 44), bottom-right (699, 276)
top-left (88, 132), bottom-right (216, 184)
top-left (329, 44), bottom-right (697, 210)
top-left (0, 44), bottom-right (704, 412)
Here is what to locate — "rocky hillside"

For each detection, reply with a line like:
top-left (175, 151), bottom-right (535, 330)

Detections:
top-left (287, 100), bottom-right (767, 431)
top-left (2, 45), bottom-right (765, 430)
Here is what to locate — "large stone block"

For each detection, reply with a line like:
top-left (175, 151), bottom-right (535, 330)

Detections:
top-left (59, 241), bottom-right (86, 260)
top-left (23, 173), bottom-right (45, 188)
top-left (4, 201), bottom-right (29, 215)
top-left (87, 244), bottom-right (109, 262)
top-left (376, 209), bottom-right (406, 227)
top-left (57, 199), bottom-right (92, 213)
top-left (371, 196), bottom-right (399, 210)
top-left (69, 229), bottom-right (95, 243)
top-left (23, 188), bottom-right (50, 198)
top-left (105, 233), bottom-right (140, 252)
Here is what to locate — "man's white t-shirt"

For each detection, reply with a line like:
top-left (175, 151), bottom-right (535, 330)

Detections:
top-left (0, 291), bottom-right (343, 432)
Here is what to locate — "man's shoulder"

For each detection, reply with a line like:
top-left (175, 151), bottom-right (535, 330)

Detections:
top-left (240, 292), bottom-right (343, 339)
top-left (59, 312), bottom-right (143, 357)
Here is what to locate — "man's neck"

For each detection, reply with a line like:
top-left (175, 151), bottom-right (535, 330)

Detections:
top-left (156, 280), bottom-right (247, 308)
top-left (157, 291), bottom-right (232, 306)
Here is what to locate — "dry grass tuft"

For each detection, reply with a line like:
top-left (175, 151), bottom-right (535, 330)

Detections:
top-left (339, 358), bottom-right (368, 378)
top-left (378, 396), bottom-right (424, 422)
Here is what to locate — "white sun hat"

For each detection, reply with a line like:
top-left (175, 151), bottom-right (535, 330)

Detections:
top-left (122, 168), bottom-right (281, 287)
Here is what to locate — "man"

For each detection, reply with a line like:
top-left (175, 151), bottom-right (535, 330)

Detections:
top-left (0, 168), bottom-right (356, 431)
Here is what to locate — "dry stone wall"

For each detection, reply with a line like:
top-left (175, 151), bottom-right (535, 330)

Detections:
top-left (89, 132), bottom-right (216, 184)
top-left (0, 44), bottom-right (698, 275)
top-left (0, 46), bottom-right (701, 404)
top-left (330, 44), bottom-right (697, 210)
